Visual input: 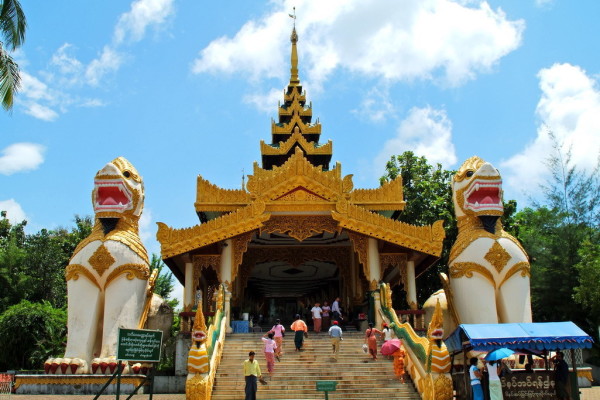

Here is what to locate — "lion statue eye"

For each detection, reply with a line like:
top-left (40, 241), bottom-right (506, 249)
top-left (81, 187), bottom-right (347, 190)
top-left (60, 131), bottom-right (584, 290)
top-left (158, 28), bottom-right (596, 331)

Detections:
top-left (123, 170), bottom-right (131, 178)
top-left (466, 170), bottom-right (474, 177)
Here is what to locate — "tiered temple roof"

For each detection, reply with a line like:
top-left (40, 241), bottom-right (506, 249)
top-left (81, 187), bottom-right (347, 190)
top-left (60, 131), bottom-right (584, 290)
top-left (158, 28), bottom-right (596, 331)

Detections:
top-left (261, 27), bottom-right (331, 170)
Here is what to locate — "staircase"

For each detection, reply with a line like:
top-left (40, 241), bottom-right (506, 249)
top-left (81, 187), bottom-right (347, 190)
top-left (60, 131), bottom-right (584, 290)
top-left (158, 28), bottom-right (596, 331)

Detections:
top-left (211, 331), bottom-right (421, 399)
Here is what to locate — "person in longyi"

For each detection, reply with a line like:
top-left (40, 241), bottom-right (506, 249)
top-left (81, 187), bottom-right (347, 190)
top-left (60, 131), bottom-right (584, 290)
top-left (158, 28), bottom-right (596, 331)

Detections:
top-left (242, 351), bottom-right (263, 400)
top-left (291, 314), bottom-right (308, 351)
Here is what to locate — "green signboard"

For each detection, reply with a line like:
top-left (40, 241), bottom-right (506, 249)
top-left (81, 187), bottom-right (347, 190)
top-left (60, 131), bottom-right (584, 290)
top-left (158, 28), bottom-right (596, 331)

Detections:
top-left (316, 381), bottom-right (337, 391)
top-left (117, 328), bottom-right (163, 362)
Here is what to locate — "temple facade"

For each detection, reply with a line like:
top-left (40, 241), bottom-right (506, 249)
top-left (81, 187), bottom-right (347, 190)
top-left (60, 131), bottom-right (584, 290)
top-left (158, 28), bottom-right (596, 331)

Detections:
top-left (157, 27), bottom-right (445, 329)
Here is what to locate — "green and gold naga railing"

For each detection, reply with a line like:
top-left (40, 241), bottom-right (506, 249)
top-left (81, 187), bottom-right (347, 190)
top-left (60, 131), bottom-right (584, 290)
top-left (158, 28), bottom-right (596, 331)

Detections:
top-left (186, 284), bottom-right (228, 400)
top-left (379, 283), bottom-right (454, 400)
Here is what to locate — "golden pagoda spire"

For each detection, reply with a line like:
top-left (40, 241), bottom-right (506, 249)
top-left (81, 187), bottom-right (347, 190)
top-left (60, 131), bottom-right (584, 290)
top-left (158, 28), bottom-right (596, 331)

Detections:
top-left (289, 7), bottom-right (300, 86)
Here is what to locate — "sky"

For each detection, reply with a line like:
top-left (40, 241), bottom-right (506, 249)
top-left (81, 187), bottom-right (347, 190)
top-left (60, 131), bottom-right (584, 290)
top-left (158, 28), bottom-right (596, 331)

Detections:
top-left (1, 0), bottom-right (600, 301)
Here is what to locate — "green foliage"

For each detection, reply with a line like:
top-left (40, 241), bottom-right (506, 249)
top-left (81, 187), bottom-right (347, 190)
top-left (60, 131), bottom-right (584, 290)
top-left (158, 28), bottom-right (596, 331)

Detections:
top-left (381, 152), bottom-right (458, 304)
top-left (0, 300), bottom-right (66, 370)
top-left (149, 253), bottom-right (177, 306)
top-left (515, 132), bottom-right (599, 345)
top-left (0, 0), bottom-right (27, 110)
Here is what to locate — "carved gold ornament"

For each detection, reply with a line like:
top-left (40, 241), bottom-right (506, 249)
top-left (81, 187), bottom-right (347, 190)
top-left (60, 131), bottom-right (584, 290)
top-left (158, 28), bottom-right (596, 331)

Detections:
top-left (333, 203), bottom-right (445, 256)
top-left (449, 262), bottom-right (495, 288)
top-left (195, 175), bottom-right (252, 213)
top-left (379, 253), bottom-right (408, 288)
top-left (105, 264), bottom-right (150, 287)
top-left (65, 264), bottom-right (101, 289)
top-left (498, 261), bottom-right (531, 288)
top-left (193, 255), bottom-right (222, 286)
top-left (14, 375), bottom-right (146, 390)
top-left (157, 201), bottom-right (269, 259)
top-left (347, 231), bottom-right (370, 279)
top-left (485, 241), bottom-right (512, 274)
top-left (433, 373), bottom-right (454, 400)
top-left (260, 215), bottom-right (340, 242)
top-left (260, 130), bottom-right (332, 156)
top-left (232, 231), bottom-right (254, 280)
top-left (88, 244), bottom-right (115, 276)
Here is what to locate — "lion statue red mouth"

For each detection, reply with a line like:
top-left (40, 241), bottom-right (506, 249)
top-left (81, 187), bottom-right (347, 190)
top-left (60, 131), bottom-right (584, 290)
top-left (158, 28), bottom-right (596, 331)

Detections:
top-left (464, 179), bottom-right (503, 214)
top-left (94, 179), bottom-right (133, 213)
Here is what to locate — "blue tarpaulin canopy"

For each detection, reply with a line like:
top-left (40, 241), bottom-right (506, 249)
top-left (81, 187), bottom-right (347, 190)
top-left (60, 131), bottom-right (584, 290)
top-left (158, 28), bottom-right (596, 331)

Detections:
top-left (445, 321), bottom-right (594, 353)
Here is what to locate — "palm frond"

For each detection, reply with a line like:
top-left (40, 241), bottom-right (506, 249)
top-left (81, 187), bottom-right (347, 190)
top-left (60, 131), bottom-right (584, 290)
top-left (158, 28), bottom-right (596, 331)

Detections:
top-left (1, 0), bottom-right (27, 50)
top-left (0, 45), bottom-right (21, 110)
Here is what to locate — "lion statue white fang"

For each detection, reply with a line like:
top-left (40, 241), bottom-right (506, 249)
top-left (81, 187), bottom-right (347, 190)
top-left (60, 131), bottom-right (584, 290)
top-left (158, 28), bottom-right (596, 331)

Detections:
top-left (445, 156), bottom-right (532, 325)
top-left (46, 157), bottom-right (151, 374)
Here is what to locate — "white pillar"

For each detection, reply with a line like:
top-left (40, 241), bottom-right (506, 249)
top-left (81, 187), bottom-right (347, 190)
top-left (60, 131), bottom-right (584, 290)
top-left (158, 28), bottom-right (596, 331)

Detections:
top-left (184, 262), bottom-right (194, 310)
top-left (407, 260), bottom-right (417, 310)
top-left (220, 239), bottom-right (233, 285)
top-left (368, 238), bottom-right (383, 328)
top-left (367, 238), bottom-right (381, 284)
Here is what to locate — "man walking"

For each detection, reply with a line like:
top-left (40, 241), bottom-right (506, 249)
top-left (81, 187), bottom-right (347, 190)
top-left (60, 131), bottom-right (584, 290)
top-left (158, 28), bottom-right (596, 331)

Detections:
top-left (552, 351), bottom-right (570, 400)
top-left (243, 351), bottom-right (262, 400)
top-left (311, 302), bottom-right (323, 333)
top-left (332, 297), bottom-right (341, 323)
top-left (291, 314), bottom-right (308, 351)
top-left (328, 320), bottom-right (343, 360)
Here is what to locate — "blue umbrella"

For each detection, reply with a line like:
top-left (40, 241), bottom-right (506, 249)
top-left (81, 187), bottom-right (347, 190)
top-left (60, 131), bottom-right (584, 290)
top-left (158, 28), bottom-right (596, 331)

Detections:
top-left (485, 348), bottom-right (515, 361)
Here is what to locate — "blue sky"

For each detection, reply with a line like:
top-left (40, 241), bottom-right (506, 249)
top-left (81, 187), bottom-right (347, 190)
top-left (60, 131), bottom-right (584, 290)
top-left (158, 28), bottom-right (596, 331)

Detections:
top-left (2, 0), bottom-right (599, 275)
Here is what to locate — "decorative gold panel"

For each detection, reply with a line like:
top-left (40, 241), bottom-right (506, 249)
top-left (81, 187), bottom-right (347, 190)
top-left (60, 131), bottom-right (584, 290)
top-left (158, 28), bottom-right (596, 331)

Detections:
top-left (260, 215), bottom-right (340, 242)
top-left (192, 255), bottom-right (222, 287)
top-left (275, 188), bottom-right (328, 203)
top-left (157, 201), bottom-right (269, 259)
top-left (232, 231), bottom-right (254, 280)
top-left (271, 114), bottom-right (321, 135)
top-left (333, 202), bottom-right (445, 257)
top-left (380, 253), bottom-right (408, 288)
top-left (350, 176), bottom-right (406, 211)
top-left (195, 175), bottom-right (252, 212)
top-left (449, 262), bottom-right (495, 288)
top-left (498, 261), bottom-right (530, 288)
top-left (261, 129), bottom-right (332, 156)
top-left (88, 244), bottom-right (115, 276)
top-left (105, 263), bottom-right (150, 287)
top-left (347, 231), bottom-right (370, 279)
top-left (65, 264), bottom-right (101, 289)
top-left (485, 241), bottom-right (511, 273)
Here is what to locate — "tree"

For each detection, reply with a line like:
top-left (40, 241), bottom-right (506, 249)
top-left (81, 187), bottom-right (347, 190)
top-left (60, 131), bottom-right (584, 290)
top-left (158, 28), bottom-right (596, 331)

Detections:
top-left (380, 152), bottom-right (456, 304)
top-left (149, 253), bottom-right (178, 308)
top-left (0, 300), bottom-right (66, 370)
top-left (515, 132), bottom-right (599, 345)
top-left (0, 0), bottom-right (27, 110)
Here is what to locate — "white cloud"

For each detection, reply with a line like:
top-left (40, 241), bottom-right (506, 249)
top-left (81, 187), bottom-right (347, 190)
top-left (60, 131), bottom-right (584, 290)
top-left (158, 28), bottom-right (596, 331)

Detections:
top-left (243, 88), bottom-right (285, 113)
top-left (192, 0), bottom-right (524, 90)
top-left (0, 143), bottom-right (46, 175)
top-left (375, 106), bottom-right (457, 174)
top-left (535, 0), bottom-right (554, 8)
top-left (351, 87), bottom-right (395, 123)
top-left (501, 63), bottom-right (600, 201)
top-left (17, 0), bottom-right (175, 120)
top-left (85, 46), bottom-right (123, 86)
top-left (0, 199), bottom-right (27, 223)
top-left (139, 208), bottom-right (154, 244)
top-left (23, 103), bottom-right (59, 121)
top-left (114, 0), bottom-right (175, 45)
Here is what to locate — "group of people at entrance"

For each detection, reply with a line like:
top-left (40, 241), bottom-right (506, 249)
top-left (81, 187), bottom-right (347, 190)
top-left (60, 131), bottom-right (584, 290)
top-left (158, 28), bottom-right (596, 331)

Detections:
top-left (308, 297), bottom-right (343, 333)
top-left (242, 313), bottom-right (346, 400)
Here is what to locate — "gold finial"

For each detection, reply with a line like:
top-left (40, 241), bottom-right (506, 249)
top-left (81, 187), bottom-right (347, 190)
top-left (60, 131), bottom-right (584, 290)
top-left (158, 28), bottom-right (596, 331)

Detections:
top-left (289, 7), bottom-right (299, 85)
top-left (192, 300), bottom-right (207, 333)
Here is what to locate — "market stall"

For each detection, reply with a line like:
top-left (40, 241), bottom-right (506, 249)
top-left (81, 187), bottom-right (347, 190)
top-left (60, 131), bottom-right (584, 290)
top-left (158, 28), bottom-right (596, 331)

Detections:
top-left (445, 321), bottom-right (594, 400)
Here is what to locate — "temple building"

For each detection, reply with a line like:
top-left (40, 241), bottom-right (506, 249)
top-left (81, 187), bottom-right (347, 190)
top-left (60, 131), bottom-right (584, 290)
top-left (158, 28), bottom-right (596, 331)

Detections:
top-left (157, 26), bottom-right (445, 328)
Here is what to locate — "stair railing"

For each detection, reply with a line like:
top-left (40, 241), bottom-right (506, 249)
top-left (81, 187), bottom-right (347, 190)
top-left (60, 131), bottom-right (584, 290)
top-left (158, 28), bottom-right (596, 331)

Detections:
top-left (186, 284), bottom-right (229, 400)
top-left (378, 283), bottom-right (453, 400)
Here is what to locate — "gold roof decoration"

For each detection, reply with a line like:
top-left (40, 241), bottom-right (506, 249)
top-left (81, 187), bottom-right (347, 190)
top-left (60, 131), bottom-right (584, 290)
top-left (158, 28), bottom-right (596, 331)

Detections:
top-left (157, 201), bottom-right (270, 259)
top-left (194, 175), bottom-right (252, 213)
top-left (332, 202), bottom-right (445, 256)
top-left (260, 127), bottom-right (332, 156)
top-left (350, 177), bottom-right (406, 211)
top-left (271, 114), bottom-right (321, 136)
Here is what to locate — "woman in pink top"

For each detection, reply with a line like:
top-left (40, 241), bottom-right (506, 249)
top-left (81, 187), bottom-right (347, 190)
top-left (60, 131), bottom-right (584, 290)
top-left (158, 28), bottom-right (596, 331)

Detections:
top-left (262, 332), bottom-right (277, 376)
top-left (270, 319), bottom-right (285, 359)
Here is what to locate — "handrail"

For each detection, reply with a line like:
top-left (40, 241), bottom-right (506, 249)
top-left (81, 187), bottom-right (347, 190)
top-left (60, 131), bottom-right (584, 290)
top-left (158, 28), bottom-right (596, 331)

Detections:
top-left (378, 283), bottom-right (453, 400)
top-left (186, 284), bottom-right (228, 400)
